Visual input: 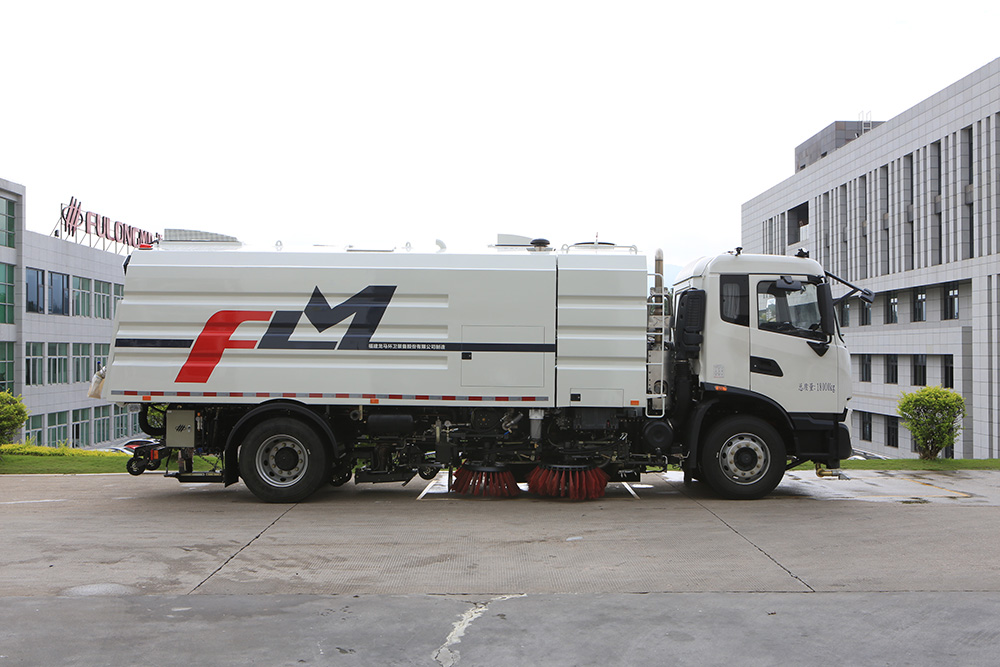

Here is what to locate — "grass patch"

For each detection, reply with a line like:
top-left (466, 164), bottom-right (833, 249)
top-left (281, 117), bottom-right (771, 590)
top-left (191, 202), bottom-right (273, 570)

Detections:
top-left (0, 444), bottom-right (219, 475)
top-left (838, 458), bottom-right (1000, 471)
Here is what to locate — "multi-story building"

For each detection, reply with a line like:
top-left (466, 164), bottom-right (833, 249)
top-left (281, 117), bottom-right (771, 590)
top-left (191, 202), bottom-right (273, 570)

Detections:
top-left (1, 176), bottom-right (155, 448)
top-left (742, 58), bottom-right (1000, 458)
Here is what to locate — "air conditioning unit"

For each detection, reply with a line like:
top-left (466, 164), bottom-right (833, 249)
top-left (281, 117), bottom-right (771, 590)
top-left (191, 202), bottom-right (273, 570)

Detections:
top-left (964, 183), bottom-right (975, 205)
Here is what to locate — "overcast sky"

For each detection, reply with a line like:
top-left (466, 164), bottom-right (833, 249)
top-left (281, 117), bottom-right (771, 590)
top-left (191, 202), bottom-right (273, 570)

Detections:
top-left (2, 1), bottom-right (998, 265)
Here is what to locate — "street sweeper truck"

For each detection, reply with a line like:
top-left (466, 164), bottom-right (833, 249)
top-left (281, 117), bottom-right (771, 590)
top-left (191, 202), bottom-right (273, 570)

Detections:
top-left (102, 232), bottom-right (855, 502)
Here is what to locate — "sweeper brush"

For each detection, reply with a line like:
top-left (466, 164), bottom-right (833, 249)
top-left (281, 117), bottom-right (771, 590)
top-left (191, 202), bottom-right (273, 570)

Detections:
top-left (451, 463), bottom-right (520, 497)
top-left (527, 463), bottom-right (610, 500)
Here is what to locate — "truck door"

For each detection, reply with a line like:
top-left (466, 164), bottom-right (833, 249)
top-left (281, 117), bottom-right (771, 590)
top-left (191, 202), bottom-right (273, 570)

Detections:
top-left (748, 275), bottom-right (840, 414)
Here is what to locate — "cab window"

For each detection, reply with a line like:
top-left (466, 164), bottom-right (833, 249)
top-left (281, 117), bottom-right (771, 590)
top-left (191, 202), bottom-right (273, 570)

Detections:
top-left (756, 280), bottom-right (824, 341)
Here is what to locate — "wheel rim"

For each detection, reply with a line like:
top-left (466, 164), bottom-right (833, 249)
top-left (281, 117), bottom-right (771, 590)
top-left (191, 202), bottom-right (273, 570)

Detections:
top-left (255, 434), bottom-right (309, 488)
top-left (717, 432), bottom-right (770, 485)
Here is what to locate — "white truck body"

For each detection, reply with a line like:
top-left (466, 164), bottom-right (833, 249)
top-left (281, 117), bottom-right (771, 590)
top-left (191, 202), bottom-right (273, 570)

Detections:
top-left (106, 237), bottom-right (853, 502)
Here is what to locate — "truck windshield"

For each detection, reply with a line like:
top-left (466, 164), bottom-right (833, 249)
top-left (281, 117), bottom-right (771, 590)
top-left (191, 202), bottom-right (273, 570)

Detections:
top-left (756, 280), bottom-right (824, 341)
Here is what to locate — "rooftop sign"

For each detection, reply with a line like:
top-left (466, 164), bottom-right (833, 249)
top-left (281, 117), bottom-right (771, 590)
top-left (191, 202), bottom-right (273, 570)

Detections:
top-left (56, 196), bottom-right (161, 252)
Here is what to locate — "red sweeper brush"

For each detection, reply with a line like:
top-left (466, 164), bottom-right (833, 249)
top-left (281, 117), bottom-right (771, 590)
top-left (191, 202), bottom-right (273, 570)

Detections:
top-left (527, 463), bottom-right (610, 500)
top-left (451, 463), bottom-right (520, 498)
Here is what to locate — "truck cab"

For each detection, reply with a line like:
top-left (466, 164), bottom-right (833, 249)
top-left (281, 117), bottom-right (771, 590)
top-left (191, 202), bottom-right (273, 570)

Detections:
top-left (670, 251), bottom-right (852, 497)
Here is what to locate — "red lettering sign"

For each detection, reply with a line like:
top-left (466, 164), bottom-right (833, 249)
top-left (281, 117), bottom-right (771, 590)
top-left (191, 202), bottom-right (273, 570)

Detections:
top-left (175, 311), bottom-right (273, 383)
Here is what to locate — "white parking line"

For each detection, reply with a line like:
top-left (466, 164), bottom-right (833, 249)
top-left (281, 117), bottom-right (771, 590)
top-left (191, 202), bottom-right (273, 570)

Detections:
top-left (0, 499), bottom-right (68, 505)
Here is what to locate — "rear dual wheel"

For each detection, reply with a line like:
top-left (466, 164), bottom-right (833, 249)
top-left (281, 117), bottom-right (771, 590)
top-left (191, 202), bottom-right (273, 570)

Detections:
top-left (239, 417), bottom-right (329, 503)
top-left (700, 416), bottom-right (786, 500)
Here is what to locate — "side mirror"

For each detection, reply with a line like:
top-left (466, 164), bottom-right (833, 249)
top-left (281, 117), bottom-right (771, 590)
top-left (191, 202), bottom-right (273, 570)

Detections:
top-left (774, 275), bottom-right (802, 291)
top-left (859, 288), bottom-right (874, 304)
top-left (818, 283), bottom-right (837, 336)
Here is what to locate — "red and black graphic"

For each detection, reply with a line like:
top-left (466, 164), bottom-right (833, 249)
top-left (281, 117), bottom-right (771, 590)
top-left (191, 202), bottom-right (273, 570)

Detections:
top-left (114, 285), bottom-right (554, 384)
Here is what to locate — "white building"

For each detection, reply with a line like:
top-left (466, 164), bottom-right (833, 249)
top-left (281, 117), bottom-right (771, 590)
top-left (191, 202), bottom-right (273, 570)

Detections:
top-left (1, 176), bottom-right (154, 447)
top-left (742, 58), bottom-right (1000, 458)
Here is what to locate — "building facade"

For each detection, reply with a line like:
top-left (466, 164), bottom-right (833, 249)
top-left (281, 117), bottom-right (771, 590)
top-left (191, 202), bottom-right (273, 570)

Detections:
top-left (742, 58), bottom-right (1000, 459)
top-left (1, 176), bottom-right (149, 448)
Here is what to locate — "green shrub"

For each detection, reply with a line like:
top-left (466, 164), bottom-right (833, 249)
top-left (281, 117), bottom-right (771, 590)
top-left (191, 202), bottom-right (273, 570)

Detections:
top-left (897, 386), bottom-right (966, 460)
top-left (0, 392), bottom-right (29, 445)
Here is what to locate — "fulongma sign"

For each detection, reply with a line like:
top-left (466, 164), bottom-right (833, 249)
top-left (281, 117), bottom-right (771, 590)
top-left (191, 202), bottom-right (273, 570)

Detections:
top-left (59, 196), bottom-right (161, 249)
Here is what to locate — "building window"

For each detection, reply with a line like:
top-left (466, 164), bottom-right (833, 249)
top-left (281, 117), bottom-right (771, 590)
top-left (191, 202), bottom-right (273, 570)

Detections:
top-left (943, 284), bottom-right (959, 320)
top-left (114, 405), bottom-right (129, 439)
top-left (94, 343), bottom-right (110, 372)
top-left (943, 355), bottom-right (954, 389)
top-left (912, 354), bottom-right (927, 386)
top-left (859, 300), bottom-right (871, 326)
top-left (860, 412), bottom-right (872, 441)
top-left (886, 416), bottom-right (899, 448)
top-left (859, 354), bottom-right (872, 382)
top-left (912, 287), bottom-right (926, 322)
top-left (113, 283), bottom-right (124, 317)
top-left (885, 354), bottom-right (898, 384)
top-left (0, 263), bottom-right (13, 324)
top-left (26, 268), bottom-right (44, 313)
top-left (885, 292), bottom-right (898, 324)
top-left (49, 272), bottom-right (70, 315)
top-left (0, 197), bottom-right (14, 248)
top-left (94, 406), bottom-right (111, 444)
top-left (26, 414), bottom-right (44, 446)
top-left (72, 408), bottom-right (91, 448)
top-left (129, 410), bottom-right (140, 435)
top-left (72, 277), bottom-right (92, 317)
top-left (73, 343), bottom-right (92, 383)
top-left (839, 300), bottom-right (850, 327)
top-left (94, 281), bottom-right (112, 319)
top-left (26, 342), bottom-right (44, 385)
top-left (47, 411), bottom-right (68, 446)
top-left (0, 342), bottom-right (12, 394)
top-left (47, 343), bottom-right (69, 384)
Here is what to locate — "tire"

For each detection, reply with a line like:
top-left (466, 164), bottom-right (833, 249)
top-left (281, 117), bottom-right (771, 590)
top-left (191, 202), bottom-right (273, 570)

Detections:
top-left (238, 417), bottom-right (329, 503)
top-left (700, 416), bottom-right (786, 500)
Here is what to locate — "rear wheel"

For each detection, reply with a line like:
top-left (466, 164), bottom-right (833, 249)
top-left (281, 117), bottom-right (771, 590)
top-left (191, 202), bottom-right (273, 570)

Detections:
top-left (239, 417), bottom-right (329, 503)
top-left (700, 416), bottom-right (785, 500)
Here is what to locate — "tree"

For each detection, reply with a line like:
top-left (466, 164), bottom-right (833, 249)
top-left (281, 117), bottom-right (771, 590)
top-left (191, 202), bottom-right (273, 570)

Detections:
top-left (897, 386), bottom-right (965, 460)
top-left (0, 392), bottom-right (29, 445)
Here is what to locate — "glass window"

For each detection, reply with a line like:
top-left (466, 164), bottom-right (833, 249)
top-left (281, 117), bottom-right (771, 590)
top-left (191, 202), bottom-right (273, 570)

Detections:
top-left (26, 268), bottom-right (44, 313)
top-left (859, 299), bottom-right (871, 326)
top-left (47, 343), bottom-right (69, 384)
top-left (72, 277), bottom-right (92, 317)
top-left (0, 197), bottom-right (14, 248)
top-left (113, 283), bottom-right (124, 317)
top-left (94, 281), bottom-right (112, 319)
top-left (26, 414), bottom-right (45, 446)
top-left (859, 354), bottom-right (872, 382)
top-left (73, 343), bottom-right (92, 383)
top-left (885, 292), bottom-right (898, 324)
top-left (720, 275), bottom-right (749, 326)
top-left (94, 406), bottom-right (111, 444)
top-left (860, 412), bottom-right (872, 441)
top-left (886, 416), bottom-right (899, 448)
top-left (26, 342), bottom-right (44, 385)
top-left (49, 272), bottom-right (70, 315)
top-left (756, 279), bottom-right (824, 341)
top-left (94, 343), bottom-right (110, 373)
top-left (47, 411), bottom-right (68, 446)
top-left (912, 287), bottom-right (926, 322)
top-left (839, 300), bottom-right (850, 327)
top-left (129, 410), bottom-right (140, 435)
top-left (114, 405), bottom-right (129, 439)
top-left (943, 285), bottom-right (959, 320)
top-left (0, 342), bottom-right (12, 394)
top-left (912, 354), bottom-right (927, 386)
top-left (943, 355), bottom-right (954, 389)
top-left (72, 408), bottom-right (91, 448)
top-left (885, 354), bottom-right (898, 384)
top-left (0, 263), bottom-right (13, 324)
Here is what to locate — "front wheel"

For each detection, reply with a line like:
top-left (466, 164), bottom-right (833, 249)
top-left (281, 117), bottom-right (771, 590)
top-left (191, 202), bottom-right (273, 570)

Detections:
top-left (700, 416), bottom-right (786, 500)
top-left (239, 417), bottom-right (329, 503)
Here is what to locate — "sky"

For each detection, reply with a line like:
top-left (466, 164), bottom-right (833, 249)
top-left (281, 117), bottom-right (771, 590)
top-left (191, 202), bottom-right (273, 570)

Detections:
top-left (2, 1), bottom-right (998, 266)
